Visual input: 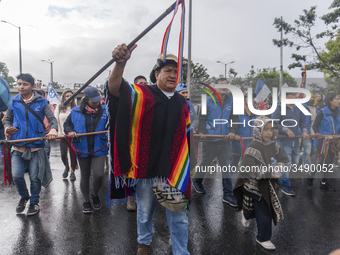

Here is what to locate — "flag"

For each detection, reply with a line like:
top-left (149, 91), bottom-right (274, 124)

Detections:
top-left (47, 85), bottom-right (61, 105)
top-left (278, 83), bottom-right (289, 98)
top-left (0, 76), bottom-right (12, 111)
top-left (254, 79), bottom-right (270, 102)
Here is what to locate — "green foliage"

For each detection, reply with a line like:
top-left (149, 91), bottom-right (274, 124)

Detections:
top-left (0, 62), bottom-right (15, 87)
top-left (182, 58), bottom-right (214, 99)
top-left (227, 67), bottom-right (297, 93)
top-left (255, 69), bottom-right (297, 89)
top-left (273, 1), bottom-right (340, 92)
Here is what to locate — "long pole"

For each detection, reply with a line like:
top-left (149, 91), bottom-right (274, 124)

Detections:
top-left (279, 16), bottom-right (283, 91)
top-left (225, 64), bottom-right (227, 79)
top-left (187, 0), bottom-right (192, 100)
top-left (193, 134), bottom-right (336, 139)
top-left (50, 61), bottom-right (53, 87)
top-left (1, 21), bottom-right (22, 74)
top-left (18, 27), bottom-right (22, 74)
top-left (1, 131), bottom-right (108, 144)
top-left (64, 0), bottom-right (181, 106)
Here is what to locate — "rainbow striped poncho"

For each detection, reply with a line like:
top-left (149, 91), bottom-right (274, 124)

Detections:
top-left (106, 79), bottom-right (191, 202)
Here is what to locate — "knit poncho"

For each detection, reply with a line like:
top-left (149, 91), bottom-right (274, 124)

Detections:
top-left (106, 79), bottom-right (191, 202)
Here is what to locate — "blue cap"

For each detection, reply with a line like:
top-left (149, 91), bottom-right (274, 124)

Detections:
top-left (175, 83), bottom-right (187, 92)
top-left (84, 86), bottom-right (102, 103)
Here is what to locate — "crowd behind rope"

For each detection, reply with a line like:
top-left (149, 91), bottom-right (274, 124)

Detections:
top-left (1, 58), bottom-right (339, 253)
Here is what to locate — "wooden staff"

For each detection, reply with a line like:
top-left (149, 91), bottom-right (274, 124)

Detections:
top-left (193, 134), bottom-right (340, 140)
top-left (63, 0), bottom-right (182, 106)
top-left (0, 131), bottom-right (108, 144)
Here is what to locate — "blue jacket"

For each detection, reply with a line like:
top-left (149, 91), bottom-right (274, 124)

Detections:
top-left (203, 94), bottom-right (233, 136)
top-left (313, 106), bottom-right (340, 147)
top-left (298, 103), bottom-right (311, 135)
top-left (232, 114), bottom-right (256, 154)
top-left (271, 104), bottom-right (307, 148)
top-left (68, 105), bottom-right (108, 158)
top-left (9, 93), bottom-right (48, 148)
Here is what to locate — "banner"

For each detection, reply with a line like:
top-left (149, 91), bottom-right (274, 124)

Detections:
top-left (47, 85), bottom-right (61, 105)
top-left (254, 79), bottom-right (270, 102)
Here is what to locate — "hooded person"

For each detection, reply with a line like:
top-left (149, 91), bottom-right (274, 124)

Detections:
top-left (233, 116), bottom-right (289, 251)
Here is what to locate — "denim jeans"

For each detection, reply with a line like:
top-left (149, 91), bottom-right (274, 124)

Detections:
top-left (301, 138), bottom-right (317, 167)
top-left (11, 150), bottom-right (41, 204)
top-left (277, 141), bottom-right (299, 187)
top-left (244, 197), bottom-right (272, 242)
top-left (194, 141), bottom-right (232, 196)
top-left (136, 179), bottom-right (189, 255)
top-left (44, 140), bottom-right (51, 159)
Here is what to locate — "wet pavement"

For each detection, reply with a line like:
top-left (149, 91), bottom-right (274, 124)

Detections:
top-left (1, 141), bottom-right (340, 255)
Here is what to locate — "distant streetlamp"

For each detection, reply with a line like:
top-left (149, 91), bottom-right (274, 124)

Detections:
top-left (217, 60), bottom-right (235, 79)
top-left (1, 20), bottom-right (22, 74)
top-left (41, 59), bottom-right (54, 88)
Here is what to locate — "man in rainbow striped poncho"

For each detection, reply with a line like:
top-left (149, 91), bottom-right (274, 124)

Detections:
top-left (106, 43), bottom-right (191, 255)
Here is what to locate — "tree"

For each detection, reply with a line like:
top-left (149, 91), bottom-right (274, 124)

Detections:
top-left (182, 58), bottom-right (212, 98)
top-left (255, 68), bottom-right (297, 89)
top-left (272, 1), bottom-right (340, 93)
top-left (228, 66), bottom-right (297, 92)
top-left (0, 62), bottom-right (15, 87)
top-left (228, 65), bottom-right (257, 91)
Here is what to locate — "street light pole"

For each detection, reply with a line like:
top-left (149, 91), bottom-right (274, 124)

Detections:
top-left (187, 0), bottom-right (192, 100)
top-left (1, 20), bottom-right (22, 74)
top-left (41, 59), bottom-right (54, 88)
top-left (217, 60), bottom-right (235, 80)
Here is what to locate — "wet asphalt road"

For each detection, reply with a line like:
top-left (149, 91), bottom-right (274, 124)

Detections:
top-left (1, 141), bottom-right (340, 255)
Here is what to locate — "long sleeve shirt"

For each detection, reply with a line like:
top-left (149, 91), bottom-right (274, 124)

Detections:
top-left (271, 104), bottom-right (307, 148)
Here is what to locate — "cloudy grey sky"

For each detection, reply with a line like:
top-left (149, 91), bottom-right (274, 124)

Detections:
top-left (0, 0), bottom-right (334, 86)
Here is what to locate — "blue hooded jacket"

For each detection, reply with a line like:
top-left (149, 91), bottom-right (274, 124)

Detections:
top-left (271, 103), bottom-right (307, 148)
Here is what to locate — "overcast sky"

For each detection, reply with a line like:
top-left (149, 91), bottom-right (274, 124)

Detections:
top-left (0, 0), bottom-right (334, 86)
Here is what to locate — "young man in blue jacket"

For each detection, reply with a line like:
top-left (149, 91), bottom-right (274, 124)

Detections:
top-left (4, 73), bottom-right (58, 215)
top-left (193, 78), bottom-right (237, 207)
top-left (271, 92), bottom-right (309, 196)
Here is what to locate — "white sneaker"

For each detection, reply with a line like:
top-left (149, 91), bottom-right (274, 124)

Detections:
top-left (241, 211), bottom-right (250, 228)
top-left (256, 239), bottom-right (276, 250)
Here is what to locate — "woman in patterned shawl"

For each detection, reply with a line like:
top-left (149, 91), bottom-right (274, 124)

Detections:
top-left (233, 116), bottom-right (289, 250)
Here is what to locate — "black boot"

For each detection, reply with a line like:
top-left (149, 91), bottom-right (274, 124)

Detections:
top-left (320, 181), bottom-right (336, 192)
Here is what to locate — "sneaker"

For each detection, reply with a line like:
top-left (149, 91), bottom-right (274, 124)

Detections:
top-left (83, 201), bottom-right (92, 214)
top-left (16, 196), bottom-right (30, 214)
top-left (62, 169), bottom-right (68, 179)
top-left (92, 194), bottom-right (102, 210)
top-left (222, 194), bottom-right (238, 207)
top-left (256, 239), bottom-right (276, 250)
top-left (69, 172), bottom-right (76, 181)
top-left (192, 182), bottom-right (206, 194)
top-left (137, 243), bottom-right (150, 255)
top-left (241, 211), bottom-right (250, 228)
top-left (127, 199), bottom-right (137, 211)
top-left (320, 182), bottom-right (336, 192)
top-left (27, 204), bottom-right (40, 216)
top-left (281, 186), bottom-right (296, 196)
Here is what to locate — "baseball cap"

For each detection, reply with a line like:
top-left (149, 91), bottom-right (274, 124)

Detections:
top-left (84, 87), bottom-right (102, 103)
top-left (150, 54), bottom-right (178, 83)
top-left (176, 83), bottom-right (187, 92)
